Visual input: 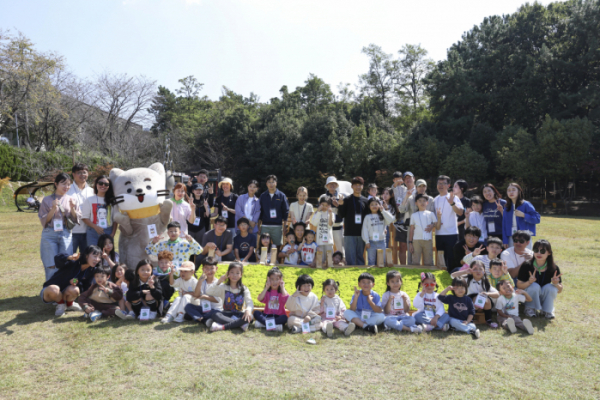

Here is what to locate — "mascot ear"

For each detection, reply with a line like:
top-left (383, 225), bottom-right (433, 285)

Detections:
top-left (110, 168), bottom-right (124, 181)
top-left (148, 163), bottom-right (165, 176)
top-left (165, 170), bottom-right (175, 191)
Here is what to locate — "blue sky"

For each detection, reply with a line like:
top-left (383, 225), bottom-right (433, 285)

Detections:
top-left (2, 0), bottom-right (554, 102)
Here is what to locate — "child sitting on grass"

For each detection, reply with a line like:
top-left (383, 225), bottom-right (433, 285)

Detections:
top-left (254, 267), bottom-right (289, 332)
top-left (438, 278), bottom-right (480, 339)
top-left (153, 250), bottom-right (176, 311)
top-left (113, 264), bottom-right (136, 320)
top-left (78, 265), bottom-right (123, 322)
top-left (382, 270), bottom-right (421, 334)
top-left (343, 273), bottom-right (385, 334)
top-left (161, 262), bottom-right (198, 323)
top-left (145, 221), bottom-right (203, 273)
top-left (413, 272), bottom-right (450, 332)
top-left (126, 259), bottom-right (164, 319)
top-left (298, 230), bottom-right (318, 267)
top-left (495, 280), bottom-right (534, 334)
top-left (319, 279), bottom-right (353, 337)
top-left (185, 257), bottom-right (220, 326)
top-left (286, 274), bottom-right (321, 333)
top-left (279, 231), bottom-right (299, 265)
top-left (452, 260), bottom-right (499, 328)
top-left (206, 263), bottom-right (254, 332)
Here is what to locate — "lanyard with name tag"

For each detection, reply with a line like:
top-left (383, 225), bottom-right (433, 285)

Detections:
top-left (488, 221), bottom-right (495, 233)
top-left (53, 220), bottom-right (64, 232)
top-left (474, 293), bottom-right (487, 309)
top-left (194, 217), bottom-right (201, 226)
top-left (355, 214), bottom-right (362, 224)
top-left (222, 210), bottom-right (228, 218)
top-left (322, 234), bottom-right (329, 243)
top-left (266, 318), bottom-right (276, 331)
top-left (201, 300), bottom-right (211, 312)
top-left (361, 310), bottom-right (371, 321)
top-left (98, 218), bottom-right (108, 228)
top-left (270, 208), bottom-right (277, 218)
top-left (301, 321), bottom-right (311, 333)
top-left (425, 307), bottom-right (435, 319)
top-left (373, 232), bottom-right (380, 241)
top-left (326, 306), bottom-right (336, 319)
top-left (393, 296), bottom-right (404, 310)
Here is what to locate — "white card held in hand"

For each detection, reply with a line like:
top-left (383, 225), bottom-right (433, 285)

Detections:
top-left (393, 296), bottom-right (404, 310)
top-left (201, 300), bottom-right (211, 312)
top-left (147, 224), bottom-right (157, 238)
top-left (326, 307), bottom-right (336, 319)
top-left (425, 308), bottom-right (435, 319)
top-left (139, 307), bottom-right (150, 321)
top-left (265, 318), bottom-right (276, 331)
top-left (270, 209), bottom-right (277, 218)
top-left (53, 220), bottom-right (63, 232)
top-left (301, 321), bottom-right (311, 333)
top-left (361, 310), bottom-right (371, 321)
top-left (474, 293), bottom-right (487, 309)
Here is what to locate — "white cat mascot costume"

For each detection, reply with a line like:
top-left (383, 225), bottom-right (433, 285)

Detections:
top-left (110, 163), bottom-right (173, 268)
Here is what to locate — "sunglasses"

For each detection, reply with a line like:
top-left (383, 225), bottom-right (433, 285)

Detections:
top-left (513, 239), bottom-right (526, 244)
top-left (423, 283), bottom-right (436, 288)
top-left (533, 248), bottom-right (547, 254)
top-left (97, 182), bottom-right (110, 187)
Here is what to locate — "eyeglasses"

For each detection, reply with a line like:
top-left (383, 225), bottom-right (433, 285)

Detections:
top-left (514, 239), bottom-right (526, 244)
top-left (97, 182), bottom-right (110, 187)
top-left (423, 283), bottom-right (436, 288)
top-left (533, 248), bottom-right (547, 254)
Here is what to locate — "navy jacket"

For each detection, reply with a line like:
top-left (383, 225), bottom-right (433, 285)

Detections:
top-left (438, 294), bottom-right (475, 321)
top-left (43, 253), bottom-right (97, 293)
top-left (259, 189), bottom-right (289, 225)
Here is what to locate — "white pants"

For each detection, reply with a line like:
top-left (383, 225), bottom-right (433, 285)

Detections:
top-left (321, 319), bottom-right (349, 333)
top-left (167, 294), bottom-right (194, 317)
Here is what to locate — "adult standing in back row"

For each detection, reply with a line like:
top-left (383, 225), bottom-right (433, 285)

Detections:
top-left (481, 183), bottom-right (506, 240)
top-left (214, 178), bottom-right (239, 239)
top-left (258, 175), bottom-right (289, 248)
top-left (337, 176), bottom-right (368, 266)
top-left (433, 175), bottom-right (464, 271)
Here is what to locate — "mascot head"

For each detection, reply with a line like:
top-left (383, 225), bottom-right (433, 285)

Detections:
top-left (110, 163), bottom-right (170, 219)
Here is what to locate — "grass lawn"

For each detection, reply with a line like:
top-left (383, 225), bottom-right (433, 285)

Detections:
top-left (0, 212), bottom-right (599, 399)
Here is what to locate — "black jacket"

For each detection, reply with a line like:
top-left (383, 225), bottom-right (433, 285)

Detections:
top-left (43, 253), bottom-right (97, 293)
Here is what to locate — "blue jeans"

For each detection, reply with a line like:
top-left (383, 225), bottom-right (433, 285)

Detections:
top-left (40, 227), bottom-right (73, 280)
top-left (253, 311), bottom-right (288, 326)
top-left (367, 240), bottom-right (387, 265)
top-left (524, 282), bottom-right (558, 313)
top-left (435, 234), bottom-right (458, 272)
top-left (344, 236), bottom-right (365, 266)
top-left (384, 315), bottom-right (417, 331)
top-left (343, 310), bottom-right (385, 327)
top-left (86, 226), bottom-right (113, 249)
top-left (72, 233), bottom-right (88, 254)
top-left (449, 317), bottom-right (477, 334)
top-left (184, 303), bottom-right (216, 321)
top-left (385, 230), bottom-right (392, 249)
top-left (413, 311), bottom-right (450, 330)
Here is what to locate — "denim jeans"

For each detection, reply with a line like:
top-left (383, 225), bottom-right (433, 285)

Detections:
top-left (449, 317), bottom-right (477, 334)
top-left (344, 236), bottom-right (365, 266)
top-left (40, 227), bottom-right (73, 281)
top-left (524, 282), bottom-right (558, 313)
top-left (367, 240), bottom-right (387, 265)
top-left (384, 315), bottom-right (417, 331)
top-left (72, 233), bottom-right (88, 254)
top-left (343, 310), bottom-right (385, 326)
top-left (413, 311), bottom-right (450, 330)
top-left (86, 226), bottom-right (113, 249)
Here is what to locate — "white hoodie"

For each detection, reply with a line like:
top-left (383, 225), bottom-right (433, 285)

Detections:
top-left (361, 209), bottom-right (395, 244)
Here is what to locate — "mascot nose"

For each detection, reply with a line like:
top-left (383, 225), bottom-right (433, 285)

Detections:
top-left (136, 188), bottom-right (143, 194)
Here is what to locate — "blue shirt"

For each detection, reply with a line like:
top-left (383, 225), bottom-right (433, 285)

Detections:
top-left (438, 294), bottom-right (475, 321)
top-left (351, 290), bottom-right (382, 312)
top-left (259, 189), bottom-right (289, 225)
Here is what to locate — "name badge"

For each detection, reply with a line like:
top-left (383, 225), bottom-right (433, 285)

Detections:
top-left (425, 308), bottom-right (435, 319)
top-left (194, 217), bottom-right (201, 226)
top-left (326, 307), bottom-right (336, 319)
top-left (201, 300), bottom-right (211, 312)
top-left (53, 220), bottom-right (63, 232)
top-left (301, 321), bottom-right (311, 333)
top-left (361, 310), bottom-right (371, 321)
top-left (355, 214), bottom-right (362, 224)
top-left (322, 234), bottom-right (328, 243)
top-left (266, 318), bottom-right (276, 331)
top-left (139, 307), bottom-right (150, 321)
top-left (373, 233), bottom-right (380, 241)
top-left (222, 210), bottom-right (228, 218)
top-left (98, 218), bottom-right (108, 228)
top-left (305, 253), bottom-right (313, 263)
top-left (393, 296), bottom-right (404, 310)
top-left (474, 293), bottom-right (487, 309)
top-left (147, 224), bottom-right (157, 238)
top-left (487, 221), bottom-right (495, 233)
top-left (511, 226), bottom-right (518, 234)
top-left (270, 209), bottom-right (277, 218)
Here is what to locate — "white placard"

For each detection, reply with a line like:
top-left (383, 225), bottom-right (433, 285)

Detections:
top-left (222, 210), bottom-right (228, 218)
top-left (355, 214), bottom-right (362, 224)
top-left (53, 220), bottom-right (63, 232)
top-left (393, 296), bottom-right (404, 310)
top-left (425, 308), bottom-right (435, 319)
top-left (326, 307), bottom-right (336, 319)
top-left (270, 209), bottom-right (277, 218)
top-left (361, 310), bottom-right (371, 321)
top-left (474, 293), bottom-right (487, 309)
top-left (147, 224), bottom-right (157, 238)
top-left (266, 318), bottom-right (276, 331)
top-left (301, 322), bottom-right (311, 333)
top-left (373, 233), bottom-right (380, 241)
top-left (194, 217), bottom-right (201, 226)
top-left (98, 218), bottom-right (108, 228)
top-left (201, 300), bottom-right (211, 312)
top-left (487, 221), bottom-right (495, 233)
top-left (139, 307), bottom-right (150, 321)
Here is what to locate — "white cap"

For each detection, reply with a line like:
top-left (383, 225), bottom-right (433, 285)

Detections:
top-left (324, 176), bottom-right (339, 189)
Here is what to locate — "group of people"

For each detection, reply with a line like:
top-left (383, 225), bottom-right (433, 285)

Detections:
top-left (37, 163), bottom-right (561, 335)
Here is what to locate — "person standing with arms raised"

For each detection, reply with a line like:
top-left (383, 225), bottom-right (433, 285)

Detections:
top-left (337, 177), bottom-right (368, 266)
top-left (258, 175), bottom-right (289, 249)
top-left (433, 175), bottom-right (464, 271)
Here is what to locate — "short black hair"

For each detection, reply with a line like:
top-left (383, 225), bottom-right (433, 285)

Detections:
top-left (237, 217), bottom-right (250, 226)
top-left (214, 216), bottom-right (228, 225)
top-left (487, 237), bottom-right (504, 248)
top-left (351, 176), bottom-right (364, 185)
top-left (266, 174), bottom-right (277, 182)
top-left (82, 245), bottom-right (102, 267)
top-left (451, 277), bottom-right (468, 294)
top-left (393, 171), bottom-right (403, 179)
top-left (358, 272), bottom-right (374, 283)
top-left (332, 251), bottom-right (343, 259)
top-left (94, 265), bottom-right (111, 277)
top-left (318, 194), bottom-right (332, 205)
top-left (471, 195), bottom-right (483, 205)
top-left (203, 256), bottom-right (218, 267)
top-left (465, 226), bottom-right (482, 238)
top-left (512, 230), bottom-right (531, 242)
top-left (295, 274), bottom-right (314, 289)
top-left (415, 193), bottom-right (427, 202)
top-left (367, 183), bottom-right (378, 190)
top-left (167, 221), bottom-right (181, 230)
top-left (71, 163), bottom-right (88, 174)
top-left (489, 258), bottom-right (503, 269)
top-left (496, 279), bottom-right (512, 291)
top-left (197, 169), bottom-right (208, 176)
top-left (124, 268), bottom-right (135, 282)
top-left (437, 175), bottom-right (451, 184)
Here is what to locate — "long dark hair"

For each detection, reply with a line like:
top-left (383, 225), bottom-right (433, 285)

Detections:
top-left (482, 183), bottom-right (502, 200)
top-left (258, 233), bottom-right (273, 256)
top-left (530, 240), bottom-right (557, 275)
top-left (110, 263), bottom-right (127, 283)
top-left (466, 260), bottom-right (491, 292)
top-left (365, 197), bottom-right (384, 221)
top-left (98, 234), bottom-right (117, 263)
top-left (226, 262), bottom-right (245, 297)
top-left (93, 175), bottom-right (116, 205)
top-left (383, 187), bottom-right (398, 216)
top-left (133, 259), bottom-right (153, 287)
top-left (505, 182), bottom-right (525, 211)
top-left (82, 245), bottom-right (102, 267)
top-left (385, 270), bottom-right (403, 293)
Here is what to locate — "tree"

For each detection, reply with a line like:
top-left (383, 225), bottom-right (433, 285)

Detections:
top-left (440, 143), bottom-right (489, 184)
top-left (358, 44), bottom-right (398, 118)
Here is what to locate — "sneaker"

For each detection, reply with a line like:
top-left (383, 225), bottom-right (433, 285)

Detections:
top-left (210, 322), bottom-right (224, 332)
top-left (326, 322), bottom-right (333, 338)
top-left (275, 324), bottom-right (283, 332)
top-left (161, 315), bottom-right (174, 324)
top-left (524, 308), bottom-right (537, 318)
top-left (410, 326), bottom-right (422, 334)
top-left (255, 321), bottom-right (265, 329)
top-left (471, 328), bottom-right (480, 339)
top-left (205, 319), bottom-right (214, 328)
top-left (115, 309), bottom-right (128, 320)
top-left (83, 313), bottom-right (89, 319)
top-left (505, 318), bottom-right (517, 333)
top-left (174, 313), bottom-right (185, 323)
top-left (241, 323), bottom-right (249, 332)
top-left (89, 311), bottom-right (102, 322)
top-left (544, 312), bottom-right (555, 320)
top-left (364, 324), bottom-right (378, 335)
top-left (424, 324), bottom-right (434, 332)
top-left (67, 302), bottom-right (82, 312)
top-left (344, 322), bottom-right (356, 337)
top-left (126, 311), bottom-right (136, 320)
top-left (442, 323), bottom-right (450, 332)
top-left (487, 321), bottom-right (499, 329)
top-left (55, 303), bottom-right (67, 316)
top-left (290, 326), bottom-right (301, 334)
top-left (523, 319), bottom-right (534, 335)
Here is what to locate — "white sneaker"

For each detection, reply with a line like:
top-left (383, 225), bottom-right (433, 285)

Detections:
top-left (126, 311), bottom-right (136, 320)
top-left (115, 309), bottom-right (128, 320)
top-left (410, 326), bottom-right (422, 334)
top-left (241, 323), bottom-right (249, 332)
top-left (67, 302), bottom-right (82, 312)
top-left (472, 328), bottom-right (480, 339)
top-left (344, 322), bottom-right (355, 337)
top-left (255, 321), bottom-right (265, 329)
top-left (524, 308), bottom-right (537, 318)
top-left (442, 323), bottom-right (450, 332)
top-left (89, 311), bottom-right (102, 322)
top-left (205, 319), bottom-right (214, 328)
top-left (326, 321), bottom-right (333, 338)
top-left (55, 303), bottom-right (67, 316)
top-left (275, 324), bottom-right (283, 332)
top-left (290, 326), bottom-right (301, 334)
top-left (424, 324), bottom-right (434, 332)
top-left (523, 319), bottom-right (534, 335)
top-left (210, 322), bottom-right (224, 332)
top-left (161, 315), bottom-right (174, 324)
top-left (174, 313), bottom-right (185, 323)
top-left (505, 318), bottom-right (517, 333)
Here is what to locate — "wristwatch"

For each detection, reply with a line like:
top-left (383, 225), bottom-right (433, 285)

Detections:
top-left (450, 202), bottom-right (455, 206)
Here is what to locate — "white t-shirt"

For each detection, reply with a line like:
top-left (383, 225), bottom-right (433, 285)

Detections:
top-left (410, 210), bottom-right (437, 240)
top-left (281, 244), bottom-right (299, 265)
top-left (310, 211), bottom-right (334, 246)
top-left (290, 202), bottom-right (314, 224)
top-left (466, 277), bottom-right (498, 296)
top-left (468, 211), bottom-right (488, 240)
top-left (81, 196), bottom-right (112, 226)
top-left (67, 183), bottom-right (95, 234)
top-left (496, 294), bottom-right (526, 316)
top-left (501, 247), bottom-right (534, 270)
top-left (433, 194), bottom-right (463, 235)
top-left (172, 277), bottom-right (198, 293)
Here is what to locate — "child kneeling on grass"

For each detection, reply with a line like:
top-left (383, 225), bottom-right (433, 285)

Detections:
top-left (254, 267), bottom-right (289, 332)
top-left (343, 273), bottom-right (385, 334)
top-left (495, 280), bottom-right (534, 334)
top-left (185, 257), bottom-right (220, 326)
top-left (161, 262), bottom-right (198, 324)
top-left (112, 264), bottom-right (136, 319)
top-left (206, 262), bottom-right (254, 332)
top-left (382, 270), bottom-right (421, 334)
top-left (319, 279), bottom-right (354, 337)
top-left (78, 265), bottom-right (123, 322)
top-left (126, 259), bottom-right (164, 319)
top-left (438, 278), bottom-right (480, 338)
top-left (286, 274), bottom-right (321, 333)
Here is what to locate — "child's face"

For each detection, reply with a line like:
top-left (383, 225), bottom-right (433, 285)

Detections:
top-left (103, 239), bottom-right (114, 252)
top-left (286, 234), bottom-right (295, 245)
top-left (382, 190), bottom-right (391, 202)
top-left (180, 270), bottom-right (194, 280)
top-left (269, 274), bottom-right (281, 289)
top-left (465, 233), bottom-right (479, 248)
top-left (453, 285), bottom-right (466, 297)
top-left (359, 279), bottom-right (374, 292)
top-left (138, 264), bottom-right (152, 281)
top-left (305, 233), bottom-right (315, 244)
top-left (238, 223), bottom-right (248, 233)
top-left (499, 281), bottom-right (514, 296)
top-left (422, 278), bottom-right (436, 293)
top-left (388, 276), bottom-right (402, 292)
top-left (298, 283), bottom-right (312, 296)
top-left (228, 267), bottom-right (242, 284)
top-left (295, 225), bottom-right (305, 240)
top-left (167, 227), bottom-right (180, 240)
top-left (261, 237), bottom-right (271, 247)
top-left (203, 264), bottom-right (217, 277)
top-left (369, 201), bottom-right (379, 213)
top-left (472, 202), bottom-right (482, 212)
top-left (393, 177), bottom-right (403, 186)
top-left (471, 265), bottom-right (485, 280)
top-left (490, 264), bottom-right (503, 278)
top-left (487, 243), bottom-right (502, 258)
top-left (368, 187), bottom-right (377, 197)
top-left (95, 273), bottom-right (108, 286)
top-left (324, 285), bottom-right (336, 298)
top-left (320, 202), bottom-right (330, 212)
top-left (158, 258), bottom-right (172, 272)
top-left (297, 191), bottom-right (307, 202)
top-left (332, 255), bottom-right (342, 265)
top-left (114, 266), bottom-right (124, 279)
top-left (416, 197), bottom-right (428, 210)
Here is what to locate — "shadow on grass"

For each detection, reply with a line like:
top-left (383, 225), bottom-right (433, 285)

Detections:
top-left (0, 295), bottom-right (58, 335)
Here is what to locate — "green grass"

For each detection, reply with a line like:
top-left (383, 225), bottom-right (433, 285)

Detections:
top-left (1, 213), bottom-right (599, 399)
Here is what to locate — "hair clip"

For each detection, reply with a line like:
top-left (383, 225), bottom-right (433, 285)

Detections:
top-left (420, 272), bottom-right (426, 281)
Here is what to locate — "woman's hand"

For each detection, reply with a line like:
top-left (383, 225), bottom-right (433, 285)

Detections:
top-left (496, 200), bottom-right (504, 215)
top-left (528, 271), bottom-right (537, 284)
top-left (67, 253), bottom-right (80, 261)
top-left (94, 225), bottom-right (105, 235)
top-left (515, 209), bottom-right (525, 218)
top-left (551, 271), bottom-right (563, 285)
